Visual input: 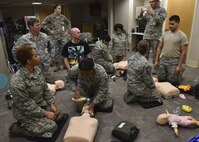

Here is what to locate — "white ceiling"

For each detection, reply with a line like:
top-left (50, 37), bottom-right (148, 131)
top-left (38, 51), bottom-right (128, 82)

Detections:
top-left (0, 0), bottom-right (100, 6)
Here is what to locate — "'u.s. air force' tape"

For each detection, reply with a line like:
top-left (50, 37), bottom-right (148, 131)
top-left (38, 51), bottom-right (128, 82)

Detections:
top-left (0, 73), bottom-right (8, 89)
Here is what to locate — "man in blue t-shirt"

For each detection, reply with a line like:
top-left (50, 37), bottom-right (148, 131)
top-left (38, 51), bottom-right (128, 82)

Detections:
top-left (62, 27), bottom-right (91, 71)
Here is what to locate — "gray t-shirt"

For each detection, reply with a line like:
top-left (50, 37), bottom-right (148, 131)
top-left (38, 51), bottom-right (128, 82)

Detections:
top-left (160, 30), bottom-right (188, 58)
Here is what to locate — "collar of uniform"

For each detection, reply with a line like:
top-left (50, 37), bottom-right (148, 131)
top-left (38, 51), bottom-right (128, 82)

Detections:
top-left (21, 66), bottom-right (40, 79)
top-left (28, 32), bottom-right (42, 40)
top-left (52, 13), bottom-right (61, 18)
top-left (137, 52), bottom-right (142, 57)
top-left (154, 6), bottom-right (161, 11)
top-left (115, 33), bottom-right (123, 38)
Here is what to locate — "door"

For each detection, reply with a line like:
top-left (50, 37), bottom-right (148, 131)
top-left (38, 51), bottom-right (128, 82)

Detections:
top-left (165, 0), bottom-right (195, 40)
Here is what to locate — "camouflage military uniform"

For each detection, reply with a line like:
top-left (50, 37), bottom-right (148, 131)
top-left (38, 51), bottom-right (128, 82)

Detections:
top-left (158, 58), bottom-right (181, 85)
top-left (157, 30), bottom-right (188, 85)
top-left (80, 32), bottom-right (93, 44)
top-left (92, 40), bottom-right (115, 74)
top-left (12, 32), bottom-right (55, 83)
top-left (67, 64), bottom-right (113, 109)
top-left (124, 52), bottom-right (161, 103)
top-left (42, 13), bottom-right (71, 67)
top-left (138, 7), bottom-right (167, 62)
top-left (9, 67), bottom-right (59, 138)
top-left (109, 33), bottom-right (127, 63)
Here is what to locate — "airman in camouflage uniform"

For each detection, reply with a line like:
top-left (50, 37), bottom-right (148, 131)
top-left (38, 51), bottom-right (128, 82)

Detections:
top-left (67, 58), bottom-right (113, 111)
top-left (124, 40), bottom-right (162, 104)
top-left (109, 24), bottom-right (128, 63)
top-left (138, 0), bottom-right (166, 62)
top-left (155, 15), bottom-right (188, 85)
top-left (9, 45), bottom-right (62, 138)
top-left (12, 18), bottom-right (54, 83)
top-left (92, 35), bottom-right (116, 74)
top-left (42, 3), bottom-right (71, 71)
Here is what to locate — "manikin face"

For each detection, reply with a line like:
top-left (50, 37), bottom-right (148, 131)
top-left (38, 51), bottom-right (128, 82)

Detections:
top-left (169, 20), bottom-right (179, 32)
top-left (54, 5), bottom-right (61, 14)
top-left (27, 49), bottom-right (40, 66)
top-left (30, 22), bottom-right (41, 34)
top-left (156, 113), bottom-right (169, 125)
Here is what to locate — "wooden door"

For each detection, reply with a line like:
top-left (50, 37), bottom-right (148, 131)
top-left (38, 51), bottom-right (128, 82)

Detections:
top-left (165, 0), bottom-right (195, 40)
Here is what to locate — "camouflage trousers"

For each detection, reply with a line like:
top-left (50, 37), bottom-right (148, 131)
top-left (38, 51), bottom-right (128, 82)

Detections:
top-left (50, 36), bottom-right (69, 66)
top-left (124, 86), bottom-right (161, 104)
top-left (157, 57), bottom-right (182, 85)
top-left (19, 117), bottom-right (57, 138)
top-left (96, 60), bottom-right (116, 74)
top-left (144, 39), bottom-right (159, 63)
top-left (14, 107), bottom-right (63, 138)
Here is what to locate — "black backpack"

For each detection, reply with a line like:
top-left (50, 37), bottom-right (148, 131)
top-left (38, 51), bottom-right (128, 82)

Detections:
top-left (112, 121), bottom-right (139, 142)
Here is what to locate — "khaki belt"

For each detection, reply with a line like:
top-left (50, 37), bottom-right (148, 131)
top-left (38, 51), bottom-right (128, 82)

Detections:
top-left (161, 56), bottom-right (179, 60)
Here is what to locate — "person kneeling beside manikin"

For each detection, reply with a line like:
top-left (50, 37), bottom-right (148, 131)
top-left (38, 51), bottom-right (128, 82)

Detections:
top-left (67, 58), bottom-right (113, 112)
top-left (156, 110), bottom-right (199, 136)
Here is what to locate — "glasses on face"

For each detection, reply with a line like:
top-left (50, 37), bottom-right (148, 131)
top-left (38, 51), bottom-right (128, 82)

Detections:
top-left (149, 0), bottom-right (157, 3)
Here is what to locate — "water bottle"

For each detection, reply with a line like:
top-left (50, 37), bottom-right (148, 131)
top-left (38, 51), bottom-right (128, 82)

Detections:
top-left (173, 106), bottom-right (181, 115)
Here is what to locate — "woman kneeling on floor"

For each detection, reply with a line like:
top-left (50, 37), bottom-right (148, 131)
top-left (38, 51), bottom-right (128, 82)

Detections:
top-left (124, 40), bottom-right (162, 104)
top-left (9, 44), bottom-right (62, 138)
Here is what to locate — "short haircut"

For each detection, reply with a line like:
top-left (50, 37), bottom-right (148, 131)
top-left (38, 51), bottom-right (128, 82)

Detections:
top-left (53, 3), bottom-right (61, 10)
top-left (114, 23), bottom-right (123, 31)
top-left (27, 18), bottom-right (39, 29)
top-left (137, 40), bottom-right (148, 55)
top-left (169, 15), bottom-right (180, 23)
top-left (16, 44), bottom-right (34, 66)
top-left (70, 27), bottom-right (79, 36)
top-left (101, 34), bottom-right (111, 42)
top-left (79, 58), bottom-right (94, 71)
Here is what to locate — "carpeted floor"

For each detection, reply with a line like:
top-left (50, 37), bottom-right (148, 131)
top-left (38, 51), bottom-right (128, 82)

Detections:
top-left (1, 51), bottom-right (199, 142)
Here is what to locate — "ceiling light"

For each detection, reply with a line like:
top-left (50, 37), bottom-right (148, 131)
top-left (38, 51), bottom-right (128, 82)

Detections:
top-left (32, 2), bottom-right (42, 5)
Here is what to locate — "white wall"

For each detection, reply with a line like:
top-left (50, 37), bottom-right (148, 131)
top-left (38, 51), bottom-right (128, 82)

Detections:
top-left (113, 0), bottom-right (129, 31)
top-left (186, 0), bottom-right (199, 68)
top-left (132, 0), bottom-right (144, 28)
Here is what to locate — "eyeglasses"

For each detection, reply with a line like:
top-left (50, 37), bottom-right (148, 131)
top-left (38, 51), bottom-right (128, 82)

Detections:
top-left (149, 0), bottom-right (157, 3)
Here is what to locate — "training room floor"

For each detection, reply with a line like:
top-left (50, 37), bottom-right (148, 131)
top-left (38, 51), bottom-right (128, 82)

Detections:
top-left (1, 51), bottom-right (199, 142)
